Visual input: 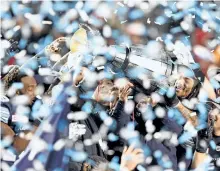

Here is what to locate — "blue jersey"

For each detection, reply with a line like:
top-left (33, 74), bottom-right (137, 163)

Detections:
top-left (0, 96), bottom-right (41, 134)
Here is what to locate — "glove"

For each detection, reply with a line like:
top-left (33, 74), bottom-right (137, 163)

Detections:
top-left (163, 87), bottom-right (180, 107)
top-left (196, 128), bottom-right (211, 153)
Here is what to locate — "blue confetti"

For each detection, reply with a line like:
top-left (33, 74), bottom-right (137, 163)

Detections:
top-left (82, 101), bottom-right (93, 113)
top-left (170, 27), bottom-right (183, 34)
top-left (186, 147), bottom-right (193, 159)
top-left (155, 16), bottom-right (168, 25)
top-left (137, 165), bottom-right (146, 171)
top-left (154, 150), bottom-right (162, 159)
top-left (129, 9), bottom-right (145, 20)
top-left (12, 82), bottom-right (24, 89)
top-left (108, 133), bottom-right (119, 142)
top-left (65, 149), bottom-right (88, 162)
top-left (53, 2), bottom-right (69, 12)
top-left (210, 140), bottom-right (216, 150)
top-left (166, 87), bottom-right (176, 98)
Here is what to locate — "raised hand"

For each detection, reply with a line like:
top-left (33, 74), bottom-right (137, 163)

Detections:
top-left (118, 82), bottom-right (134, 102)
top-left (120, 145), bottom-right (144, 171)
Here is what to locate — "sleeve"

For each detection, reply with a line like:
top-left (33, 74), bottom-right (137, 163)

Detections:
top-left (182, 136), bottom-right (196, 149)
top-left (107, 101), bottom-right (131, 153)
top-left (162, 114), bottom-right (183, 137)
top-left (32, 118), bottom-right (42, 127)
top-left (1, 104), bottom-right (11, 124)
top-left (109, 100), bottom-right (130, 131)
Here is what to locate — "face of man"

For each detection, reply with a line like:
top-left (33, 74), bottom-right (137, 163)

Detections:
top-left (209, 108), bottom-right (220, 132)
top-left (93, 79), bottom-right (115, 106)
top-left (175, 76), bottom-right (195, 98)
top-left (20, 76), bottom-right (37, 104)
top-left (136, 96), bottom-right (152, 113)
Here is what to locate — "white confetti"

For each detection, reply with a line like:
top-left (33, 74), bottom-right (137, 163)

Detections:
top-left (67, 111), bottom-right (88, 120)
top-left (75, 1), bottom-right (84, 10)
top-left (28, 137), bottom-right (48, 160)
top-left (119, 127), bottom-right (139, 140)
top-left (156, 37), bottom-right (163, 42)
top-left (50, 53), bottom-right (61, 62)
top-left (13, 25), bottom-right (21, 32)
top-left (12, 95), bottom-right (29, 105)
top-left (145, 120), bottom-right (155, 133)
top-left (49, 8), bottom-right (55, 16)
top-left (140, 2), bottom-right (149, 10)
top-left (42, 20), bottom-right (52, 25)
top-left (38, 68), bottom-right (52, 76)
top-left (104, 117), bottom-right (113, 126)
top-left (124, 100), bottom-right (135, 114)
top-left (33, 159), bottom-right (45, 171)
top-left (154, 21), bottom-right (162, 25)
top-left (41, 121), bottom-right (53, 133)
top-left (54, 139), bottom-right (66, 151)
top-left (155, 106), bottom-right (165, 118)
top-left (103, 25), bottom-right (112, 38)
top-left (146, 156), bottom-right (153, 164)
top-left (121, 20), bottom-right (127, 24)
top-left (180, 21), bottom-right (189, 31)
top-left (84, 139), bottom-right (93, 147)
top-left (67, 96), bottom-right (77, 104)
top-left (117, 2), bottom-right (124, 7)
top-left (1, 39), bottom-right (11, 49)
top-left (35, 85), bottom-right (45, 96)
top-left (145, 133), bottom-right (153, 141)
top-left (1, 161), bottom-right (11, 170)
top-left (78, 10), bottom-right (89, 22)
top-left (14, 50), bottom-right (26, 59)
top-left (178, 161), bottom-right (186, 170)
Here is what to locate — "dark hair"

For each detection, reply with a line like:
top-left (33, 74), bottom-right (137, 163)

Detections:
top-left (2, 65), bottom-right (20, 91)
top-left (206, 101), bottom-right (220, 113)
top-left (14, 73), bottom-right (30, 82)
top-left (81, 155), bottom-right (112, 171)
top-left (91, 162), bottom-right (113, 171)
top-left (7, 73), bottom-right (30, 89)
top-left (184, 79), bottom-right (202, 100)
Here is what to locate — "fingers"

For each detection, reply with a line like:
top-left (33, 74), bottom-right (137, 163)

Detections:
top-left (123, 144), bottom-right (144, 155)
top-left (123, 146), bottom-right (128, 153)
top-left (124, 83), bottom-right (133, 92)
top-left (135, 154), bottom-right (145, 164)
top-left (125, 144), bottom-right (135, 153)
top-left (121, 145), bottom-right (145, 168)
top-left (110, 97), bottom-right (118, 109)
top-left (127, 82), bottom-right (134, 88)
top-left (109, 87), bottom-right (119, 108)
top-left (119, 83), bottom-right (133, 101)
top-left (111, 86), bottom-right (120, 92)
top-left (133, 148), bottom-right (144, 154)
top-left (109, 87), bottom-right (119, 98)
top-left (120, 82), bottom-right (133, 92)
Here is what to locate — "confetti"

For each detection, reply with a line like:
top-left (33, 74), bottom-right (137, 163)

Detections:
top-left (117, 2), bottom-right (124, 7)
top-left (156, 37), bottom-right (163, 42)
top-left (42, 20), bottom-right (52, 25)
top-left (120, 20), bottom-right (127, 24)
top-left (1, 1), bottom-right (220, 171)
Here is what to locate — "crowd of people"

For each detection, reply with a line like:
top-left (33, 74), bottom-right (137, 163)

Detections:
top-left (1, 1), bottom-right (220, 171)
